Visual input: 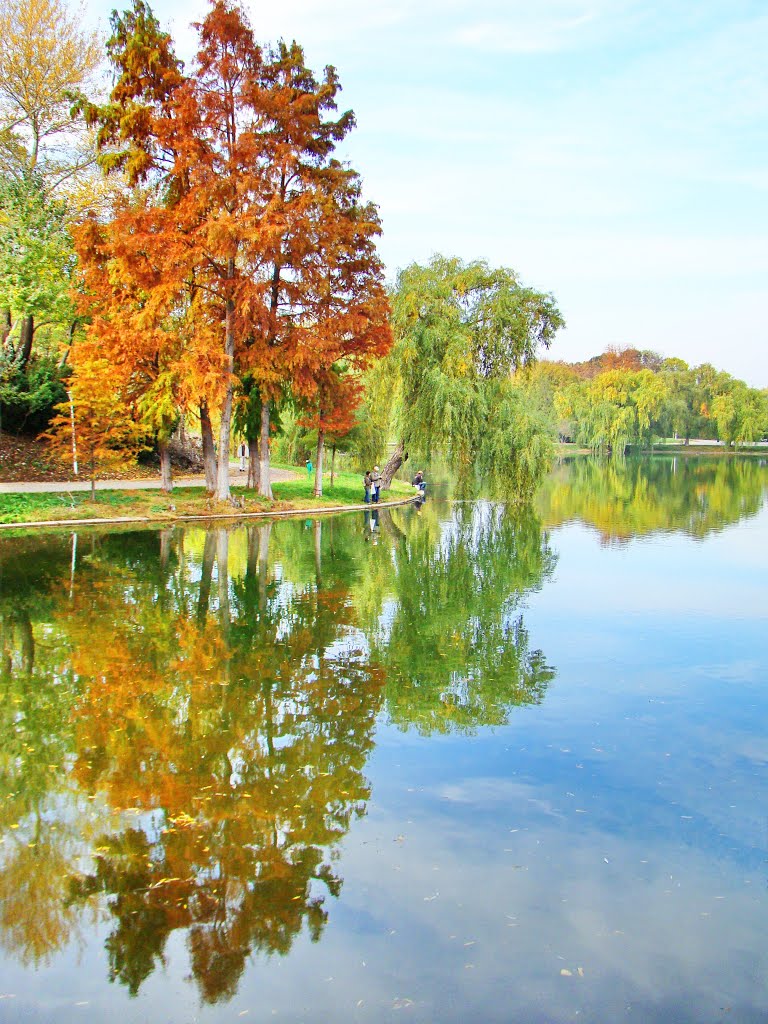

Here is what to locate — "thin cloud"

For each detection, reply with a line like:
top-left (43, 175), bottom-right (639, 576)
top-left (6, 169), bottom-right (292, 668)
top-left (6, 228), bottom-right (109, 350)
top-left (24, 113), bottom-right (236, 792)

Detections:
top-left (454, 11), bottom-right (598, 53)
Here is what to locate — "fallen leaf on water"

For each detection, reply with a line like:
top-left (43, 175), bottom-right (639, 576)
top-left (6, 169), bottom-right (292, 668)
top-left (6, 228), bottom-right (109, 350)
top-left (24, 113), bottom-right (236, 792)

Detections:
top-left (560, 969), bottom-right (573, 977)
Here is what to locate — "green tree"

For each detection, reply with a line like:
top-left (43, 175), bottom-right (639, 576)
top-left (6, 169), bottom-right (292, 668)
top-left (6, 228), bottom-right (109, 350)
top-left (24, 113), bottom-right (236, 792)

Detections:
top-left (374, 255), bottom-right (563, 497)
top-left (0, 171), bottom-right (75, 376)
top-left (711, 382), bottom-right (768, 447)
top-left (0, 0), bottom-right (102, 383)
top-left (555, 368), bottom-right (669, 454)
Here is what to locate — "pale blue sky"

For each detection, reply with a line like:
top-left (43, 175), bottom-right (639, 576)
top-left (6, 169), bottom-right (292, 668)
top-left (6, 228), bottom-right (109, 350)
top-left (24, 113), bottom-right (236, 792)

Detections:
top-left (86, 0), bottom-right (767, 387)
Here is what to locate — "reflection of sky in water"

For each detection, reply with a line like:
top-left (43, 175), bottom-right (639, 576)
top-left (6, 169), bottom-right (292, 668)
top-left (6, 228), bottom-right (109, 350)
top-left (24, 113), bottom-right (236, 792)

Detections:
top-left (1, 500), bottom-right (767, 1022)
top-left (322, 505), bottom-right (768, 1022)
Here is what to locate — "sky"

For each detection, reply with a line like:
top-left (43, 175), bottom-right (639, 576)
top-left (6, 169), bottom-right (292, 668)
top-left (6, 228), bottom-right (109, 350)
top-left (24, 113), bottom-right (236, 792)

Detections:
top-left (84, 0), bottom-right (768, 387)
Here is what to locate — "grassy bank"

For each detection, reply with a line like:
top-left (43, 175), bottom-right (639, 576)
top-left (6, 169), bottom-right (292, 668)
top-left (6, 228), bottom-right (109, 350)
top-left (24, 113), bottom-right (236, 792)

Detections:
top-left (0, 472), bottom-right (415, 526)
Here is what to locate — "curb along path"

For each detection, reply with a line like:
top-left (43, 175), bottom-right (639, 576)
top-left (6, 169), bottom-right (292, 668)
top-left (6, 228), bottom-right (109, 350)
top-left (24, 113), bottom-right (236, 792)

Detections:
top-left (0, 464), bottom-right (419, 530)
top-left (0, 464), bottom-right (298, 494)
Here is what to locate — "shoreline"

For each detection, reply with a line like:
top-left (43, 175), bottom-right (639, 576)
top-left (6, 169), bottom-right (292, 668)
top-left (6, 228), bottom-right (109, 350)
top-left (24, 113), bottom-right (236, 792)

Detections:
top-left (0, 494), bottom-right (419, 533)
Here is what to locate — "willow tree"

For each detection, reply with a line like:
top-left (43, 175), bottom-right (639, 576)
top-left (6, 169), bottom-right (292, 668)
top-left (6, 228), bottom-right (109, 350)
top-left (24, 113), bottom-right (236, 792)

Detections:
top-left (554, 368), bottom-right (670, 454)
top-left (375, 255), bottom-right (564, 498)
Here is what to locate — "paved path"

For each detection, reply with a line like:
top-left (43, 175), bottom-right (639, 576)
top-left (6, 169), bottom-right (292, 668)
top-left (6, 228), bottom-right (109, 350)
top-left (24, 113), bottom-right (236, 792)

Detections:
top-left (0, 464), bottom-right (299, 494)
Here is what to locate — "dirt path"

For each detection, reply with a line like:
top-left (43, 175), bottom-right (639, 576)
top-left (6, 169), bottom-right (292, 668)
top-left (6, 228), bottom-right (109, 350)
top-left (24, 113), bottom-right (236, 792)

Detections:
top-left (0, 464), bottom-right (299, 494)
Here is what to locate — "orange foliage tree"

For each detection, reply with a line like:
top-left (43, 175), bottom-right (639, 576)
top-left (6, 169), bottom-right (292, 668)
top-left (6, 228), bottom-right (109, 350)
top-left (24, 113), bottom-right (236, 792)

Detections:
top-left (71, 0), bottom-right (390, 499)
top-left (44, 355), bottom-right (144, 497)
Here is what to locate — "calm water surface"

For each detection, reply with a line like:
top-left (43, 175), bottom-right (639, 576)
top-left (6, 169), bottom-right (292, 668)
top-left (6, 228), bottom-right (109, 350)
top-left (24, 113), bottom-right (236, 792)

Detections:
top-left (1, 456), bottom-right (766, 1023)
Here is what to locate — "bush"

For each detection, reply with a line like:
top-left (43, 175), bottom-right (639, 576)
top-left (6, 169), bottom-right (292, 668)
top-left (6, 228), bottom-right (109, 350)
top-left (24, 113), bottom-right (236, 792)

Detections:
top-left (0, 355), bottom-right (68, 435)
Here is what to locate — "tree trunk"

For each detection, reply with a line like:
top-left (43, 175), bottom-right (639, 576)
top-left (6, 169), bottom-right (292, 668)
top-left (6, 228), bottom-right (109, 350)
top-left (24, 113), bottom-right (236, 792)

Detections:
top-left (330, 445), bottom-right (336, 487)
top-left (246, 431), bottom-right (260, 490)
top-left (69, 532), bottom-right (77, 600)
top-left (258, 399), bottom-right (273, 499)
top-left (381, 440), bottom-right (407, 489)
top-left (313, 428), bottom-right (325, 497)
top-left (216, 527), bottom-right (230, 629)
top-left (197, 530), bottom-right (216, 625)
top-left (159, 437), bottom-right (173, 492)
top-left (200, 401), bottom-right (216, 492)
top-left (19, 314), bottom-right (34, 370)
top-left (159, 528), bottom-right (172, 568)
top-left (1, 308), bottom-right (10, 347)
top-left (215, 291), bottom-right (236, 501)
top-left (258, 522), bottom-right (271, 610)
top-left (18, 613), bottom-right (34, 675)
top-left (314, 519), bottom-right (322, 586)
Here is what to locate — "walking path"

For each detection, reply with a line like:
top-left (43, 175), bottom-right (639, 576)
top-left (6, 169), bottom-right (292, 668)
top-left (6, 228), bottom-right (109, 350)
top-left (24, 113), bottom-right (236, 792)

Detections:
top-left (0, 464), bottom-right (298, 494)
top-left (0, 464), bottom-right (418, 531)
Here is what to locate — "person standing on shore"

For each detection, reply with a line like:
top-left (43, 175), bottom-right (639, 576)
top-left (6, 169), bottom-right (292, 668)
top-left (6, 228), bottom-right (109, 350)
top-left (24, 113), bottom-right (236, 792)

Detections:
top-left (363, 470), bottom-right (372, 503)
top-left (371, 466), bottom-right (382, 503)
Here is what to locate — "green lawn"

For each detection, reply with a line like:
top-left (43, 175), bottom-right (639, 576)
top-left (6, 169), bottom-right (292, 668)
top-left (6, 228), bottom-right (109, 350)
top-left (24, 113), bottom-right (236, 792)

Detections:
top-left (0, 471), bottom-right (414, 526)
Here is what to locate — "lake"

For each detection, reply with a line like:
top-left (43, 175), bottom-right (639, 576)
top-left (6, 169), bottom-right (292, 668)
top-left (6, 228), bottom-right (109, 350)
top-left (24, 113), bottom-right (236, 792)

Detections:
top-left (1, 455), bottom-right (766, 1023)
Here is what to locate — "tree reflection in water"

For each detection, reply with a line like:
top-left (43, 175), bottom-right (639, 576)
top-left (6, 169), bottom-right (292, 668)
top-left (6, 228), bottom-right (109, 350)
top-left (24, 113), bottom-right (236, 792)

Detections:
top-left (537, 454), bottom-right (768, 543)
top-left (0, 501), bottom-right (556, 1002)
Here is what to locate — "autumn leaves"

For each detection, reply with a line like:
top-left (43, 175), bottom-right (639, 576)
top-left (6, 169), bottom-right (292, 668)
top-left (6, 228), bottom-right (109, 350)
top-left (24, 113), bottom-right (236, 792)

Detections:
top-left (62, 0), bottom-right (391, 499)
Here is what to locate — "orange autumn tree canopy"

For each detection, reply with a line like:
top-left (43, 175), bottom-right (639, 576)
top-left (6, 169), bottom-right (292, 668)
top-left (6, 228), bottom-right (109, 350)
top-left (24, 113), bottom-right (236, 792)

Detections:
top-left (69, 0), bottom-right (391, 498)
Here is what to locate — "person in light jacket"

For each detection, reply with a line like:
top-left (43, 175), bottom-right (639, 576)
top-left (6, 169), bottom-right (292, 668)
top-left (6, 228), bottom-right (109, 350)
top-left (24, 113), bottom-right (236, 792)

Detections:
top-left (371, 466), bottom-right (382, 503)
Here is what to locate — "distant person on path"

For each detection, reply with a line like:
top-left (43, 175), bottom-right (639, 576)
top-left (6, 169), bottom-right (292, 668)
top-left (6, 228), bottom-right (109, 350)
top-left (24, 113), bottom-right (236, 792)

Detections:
top-left (239, 442), bottom-right (247, 472)
top-left (306, 458), bottom-right (313, 477)
top-left (371, 466), bottom-right (382, 503)
top-left (363, 470), bottom-right (372, 503)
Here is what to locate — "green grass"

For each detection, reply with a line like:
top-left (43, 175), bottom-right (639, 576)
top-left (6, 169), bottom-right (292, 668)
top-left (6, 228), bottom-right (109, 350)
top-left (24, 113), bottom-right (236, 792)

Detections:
top-left (0, 470), bottom-right (415, 526)
top-left (273, 472), bottom-right (412, 506)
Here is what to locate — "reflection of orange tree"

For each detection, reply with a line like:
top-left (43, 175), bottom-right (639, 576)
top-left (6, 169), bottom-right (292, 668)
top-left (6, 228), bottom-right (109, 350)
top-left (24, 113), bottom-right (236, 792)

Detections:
top-left (0, 536), bottom-right (96, 968)
top-left (60, 524), bottom-right (384, 1002)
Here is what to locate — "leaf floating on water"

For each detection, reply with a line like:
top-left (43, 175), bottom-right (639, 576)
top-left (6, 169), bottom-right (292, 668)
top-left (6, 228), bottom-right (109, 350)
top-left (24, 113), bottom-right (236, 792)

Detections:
top-left (577, 967), bottom-right (585, 977)
top-left (560, 969), bottom-right (573, 977)
top-left (392, 998), bottom-right (414, 1009)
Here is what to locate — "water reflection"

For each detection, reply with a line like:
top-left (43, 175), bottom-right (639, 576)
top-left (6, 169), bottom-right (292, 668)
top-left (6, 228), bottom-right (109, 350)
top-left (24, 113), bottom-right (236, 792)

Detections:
top-left (537, 455), bottom-right (768, 542)
top-left (0, 501), bottom-right (555, 1004)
